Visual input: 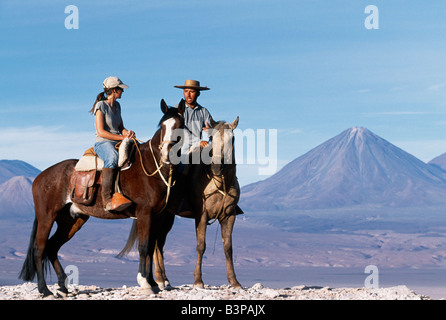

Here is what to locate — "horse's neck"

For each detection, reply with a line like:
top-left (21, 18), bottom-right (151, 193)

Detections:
top-left (151, 128), bottom-right (162, 149)
top-left (224, 165), bottom-right (237, 186)
top-left (139, 129), bottom-right (162, 167)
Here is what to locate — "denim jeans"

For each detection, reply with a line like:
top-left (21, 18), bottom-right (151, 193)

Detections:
top-left (94, 141), bottom-right (119, 168)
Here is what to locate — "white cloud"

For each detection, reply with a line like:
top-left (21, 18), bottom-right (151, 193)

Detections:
top-left (428, 82), bottom-right (446, 91)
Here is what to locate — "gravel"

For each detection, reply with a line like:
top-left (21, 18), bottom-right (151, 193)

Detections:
top-left (0, 282), bottom-right (430, 300)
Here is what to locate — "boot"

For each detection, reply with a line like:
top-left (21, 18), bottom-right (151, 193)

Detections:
top-left (101, 168), bottom-right (132, 212)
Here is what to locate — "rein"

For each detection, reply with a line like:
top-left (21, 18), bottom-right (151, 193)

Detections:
top-left (203, 136), bottom-right (236, 225)
top-left (131, 111), bottom-right (183, 213)
top-left (132, 137), bottom-right (175, 212)
top-left (204, 168), bottom-right (237, 225)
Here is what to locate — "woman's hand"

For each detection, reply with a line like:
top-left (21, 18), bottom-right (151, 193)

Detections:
top-left (123, 129), bottom-right (135, 139)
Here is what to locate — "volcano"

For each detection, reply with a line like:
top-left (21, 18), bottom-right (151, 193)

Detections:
top-left (0, 160), bottom-right (40, 217)
top-left (240, 127), bottom-right (446, 210)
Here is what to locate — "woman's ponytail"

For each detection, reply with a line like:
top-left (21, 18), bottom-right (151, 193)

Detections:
top-left (90, 91), bottom-right (107, 114)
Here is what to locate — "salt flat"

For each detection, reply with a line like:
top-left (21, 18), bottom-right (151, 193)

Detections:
top-left (0, 282), bottom-right (428, 300)
top-left (2, 208), bottom-right (446, 300)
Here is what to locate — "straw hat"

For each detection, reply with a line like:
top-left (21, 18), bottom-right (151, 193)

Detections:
top-left (174, 79), bottom-right (210, 91)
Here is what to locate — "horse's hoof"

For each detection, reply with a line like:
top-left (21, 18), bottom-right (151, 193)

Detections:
top-left (42, 293), bottom-right (56, 300)
top-left (57, 287), bottom-right (69, 298)
top-left (137, 273), bottom-right (150, 288)
top-left (156, 280), bottom-right (172, 291)
top-left (151, 286), bottom-right (161, 294)
top-left (40, 288), bottom-right (55, 300)
top-left (164, 281), bottom-right (173, 291)
top-left (156, 281), bottom-right (165, 290)
top-left (193, 282), bottom-right (205, 289)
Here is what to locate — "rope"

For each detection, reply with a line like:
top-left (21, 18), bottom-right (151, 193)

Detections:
top-left (205, 174), bottom-right (228, 226)
top-left (132, 137), bottom-right (174, 213)
top-left (133, 138), bottom-right (164, 178)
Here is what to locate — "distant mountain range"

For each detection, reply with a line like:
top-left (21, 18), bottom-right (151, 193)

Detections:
top-left (4, 128), bottom-right (446, 216)
top-left (0, 160), bottom-right (40, 217)
top-left (428, 152), bottom-right (446, 171)
top-left (3, 136), bottom-right (446, 275)
top-left (240, 127), bottom-right (446, 211)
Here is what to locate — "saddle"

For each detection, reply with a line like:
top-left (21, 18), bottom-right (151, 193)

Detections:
top-left (70, 139), bottom-right (136, 205)
top-left (74, 138), bottom-right (135, 172)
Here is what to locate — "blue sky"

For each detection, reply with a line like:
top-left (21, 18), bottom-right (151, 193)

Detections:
top-left (2, 1), bottom-right (446, 186)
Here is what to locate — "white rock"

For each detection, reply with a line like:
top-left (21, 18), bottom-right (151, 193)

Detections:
top-left (0, 283), bottom-right (429, 300)
top-left (251, 282), bottom-right (264, 290)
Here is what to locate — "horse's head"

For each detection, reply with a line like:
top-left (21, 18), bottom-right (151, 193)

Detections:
top-left (208, 116), bottom-right (239, 176)
top-left (158, 99), bottom-right (185, 164)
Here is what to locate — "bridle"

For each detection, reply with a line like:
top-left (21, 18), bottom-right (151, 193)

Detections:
top-left (158, 112), bottom-right (184, 151)
top-left (132, 112), bottom-right (184, 212)
top-left (203, 130), bottom-right (237, 225)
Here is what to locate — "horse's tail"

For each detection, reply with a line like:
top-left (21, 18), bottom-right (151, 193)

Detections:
top-left (18, 219), bottom-right (49, 281)
top-left (117, 219), bottom-right (139, 258)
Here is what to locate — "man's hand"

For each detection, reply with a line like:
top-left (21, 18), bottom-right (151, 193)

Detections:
top-left (203, 121), bottom-right (211, 134)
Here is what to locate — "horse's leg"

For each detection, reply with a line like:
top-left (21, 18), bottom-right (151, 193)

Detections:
top-left (46, 212), bottom-right (89, 296)
top-left (193, 213), bottom-right (208, 289)
top-left (220, 215), bottom-right (241, 288)
top-left (34, 218), bottom-right (56, 298)
top-left (153, 213), bottom-right (174, 290)
top-left (144, 252), bottom-right (159, 292)
top-left (153, 242), bottom-right (169, 290)
top-left (153, 243), bottom-right (162, 288)
top-left (136, 214), bottom-right (156, 294)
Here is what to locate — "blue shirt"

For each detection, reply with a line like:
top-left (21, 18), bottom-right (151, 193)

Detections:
top-left (176, 103), bottom-right (212, 154)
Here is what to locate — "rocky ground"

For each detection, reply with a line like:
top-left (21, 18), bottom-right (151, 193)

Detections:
top-left (0, 282), bottom-right (430, 300)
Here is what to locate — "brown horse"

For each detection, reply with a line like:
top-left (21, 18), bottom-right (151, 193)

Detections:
top-left (120, 116), bottom-right (242, 289)
top-left (19, 100), bottom-right (185, 298)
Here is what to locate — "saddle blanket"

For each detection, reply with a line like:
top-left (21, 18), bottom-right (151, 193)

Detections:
top-left (75, 138), bottom-right (135, 172)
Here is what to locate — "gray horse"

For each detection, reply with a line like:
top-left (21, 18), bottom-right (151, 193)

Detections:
top-left (120, 117), bottom-right (242, 289)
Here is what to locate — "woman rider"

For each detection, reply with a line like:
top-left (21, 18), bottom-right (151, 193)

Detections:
top-left (90, 76), bottom-right (134, 212)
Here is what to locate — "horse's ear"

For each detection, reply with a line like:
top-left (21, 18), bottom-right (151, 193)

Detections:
top-left (160, 99), bottom-right (169, 114)
top-left (229, 116), bottom-right (239, 130)
top-left (209, 116), bottom-right (219, 128)
top-left (177, 99), bottom-right (185, 115)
